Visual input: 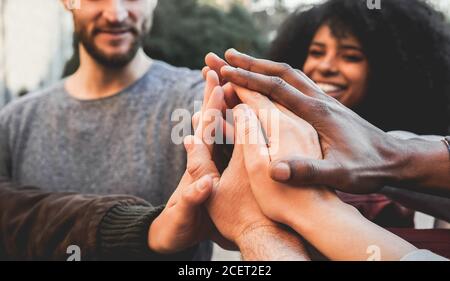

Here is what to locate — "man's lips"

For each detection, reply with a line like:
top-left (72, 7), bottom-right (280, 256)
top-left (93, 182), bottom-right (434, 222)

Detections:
top-left (99, 29), bottom-right (131, 34)
top-left (95, 29), bottom-right (134, 43)
top-left (95, 28), bottom-right (135, 38)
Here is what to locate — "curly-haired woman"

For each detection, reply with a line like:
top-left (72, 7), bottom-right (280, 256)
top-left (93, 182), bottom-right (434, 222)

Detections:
top-left (268, 0), bottom-right (450, 230)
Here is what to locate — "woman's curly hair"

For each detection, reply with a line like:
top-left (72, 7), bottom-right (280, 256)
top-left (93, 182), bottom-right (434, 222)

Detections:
top-left (268, 0), bottom-right (450, 135)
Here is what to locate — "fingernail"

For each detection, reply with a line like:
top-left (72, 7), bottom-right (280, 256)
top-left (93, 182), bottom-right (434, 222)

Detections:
top-left (207, 70), bottom-right (217, 79)
top-left (271, 162), bottom-right (291, 181)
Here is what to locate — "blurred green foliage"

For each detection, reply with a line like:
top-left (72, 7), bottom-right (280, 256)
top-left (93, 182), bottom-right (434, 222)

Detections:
top-left (146, 0), bottom-right (267, 69)
top-left (63, 0), bottom-right (267, 76)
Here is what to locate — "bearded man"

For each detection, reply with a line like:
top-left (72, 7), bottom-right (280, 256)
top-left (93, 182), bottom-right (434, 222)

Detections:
top-left (0, 0), bottom-right (211, 260)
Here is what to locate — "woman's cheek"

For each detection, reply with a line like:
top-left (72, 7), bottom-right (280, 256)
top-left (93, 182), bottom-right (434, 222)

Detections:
top-left (302, 58), bottom-right (316, 76)
top-left (346, 64), bottom-right (369, 104)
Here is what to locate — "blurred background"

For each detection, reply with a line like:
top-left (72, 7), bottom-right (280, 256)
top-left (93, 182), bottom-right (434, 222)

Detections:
top-left (0, 0), bottom-right (449, 260)
top-left (0, 0), bottom-right (447, 107)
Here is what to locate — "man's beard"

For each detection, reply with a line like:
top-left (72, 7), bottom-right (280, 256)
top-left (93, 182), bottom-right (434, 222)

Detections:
top-left (75, 23), bottom-right (145, 69)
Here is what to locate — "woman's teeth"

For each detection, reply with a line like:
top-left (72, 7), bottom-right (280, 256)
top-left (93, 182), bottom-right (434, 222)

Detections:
top-left (316, 83), bottom-right (345, 93)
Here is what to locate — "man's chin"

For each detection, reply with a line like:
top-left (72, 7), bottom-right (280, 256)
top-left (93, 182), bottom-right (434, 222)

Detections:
top-left (88, 45), bottom-right (139, 68)
top-left (101, 50), bottom-right (133, 60)
top-left (87, 52), bottom-right (133, 68)
top-left (96, 44), bottom-right (134, 58)
top-left (79, 32), bottom-right (142, 68)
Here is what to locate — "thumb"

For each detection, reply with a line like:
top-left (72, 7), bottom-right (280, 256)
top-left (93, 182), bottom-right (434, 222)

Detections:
top-left (184, 135), bottom-right (219, 180)
top-left (178, 175), bottom-right (214, 211)
top-left (270, 157), bottom-right (340, 188)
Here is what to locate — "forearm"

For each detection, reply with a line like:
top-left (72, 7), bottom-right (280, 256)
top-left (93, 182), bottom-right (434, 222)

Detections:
top-left (390, 138), bottom-right (450, 196)
top-left (0, 180), bottom-right (149, 260)
top-left (235, 225), bottom-right (310, 261)
top-left (0, 179), bottom-right (196, 260)
top-left (381, 186), bottom-right (450, 221)
top-left (288, 199), bottom-right (417, 261)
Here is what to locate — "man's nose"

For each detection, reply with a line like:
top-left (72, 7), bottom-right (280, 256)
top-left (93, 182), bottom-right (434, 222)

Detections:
top-left (103, 0), bottom-right (128, 23)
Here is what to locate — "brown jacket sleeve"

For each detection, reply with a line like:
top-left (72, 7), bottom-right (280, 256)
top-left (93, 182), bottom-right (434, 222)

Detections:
top-left (0, 178), bottom-right (196, 261)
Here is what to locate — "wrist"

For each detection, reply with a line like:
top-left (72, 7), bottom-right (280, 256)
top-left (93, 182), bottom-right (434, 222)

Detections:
top-left (289, 200), bottom-right (418, 261)
top-left (234, 222), bottom-right (279, 249)
top-left (391, 137), bottom-right (449, 190)
top-left (147, 211), bottom-right (188, 255)
top-left (235, 223), bottom-right (308, 261)
top-left (148, 215), bottom-right (200, 259)
top-left (148, 216), bottom-right (166, 253)
top-left (287, 195), bottom-right (360, 238)
top-left (368, 134), bottom-right (413, 188)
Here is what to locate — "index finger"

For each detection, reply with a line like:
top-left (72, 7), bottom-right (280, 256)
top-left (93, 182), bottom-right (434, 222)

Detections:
top-left (221, 66), bottom-right (319, 123)
top-left (205, 52), bottom-right (228, 85)
top-left (224, 49), bottom-right (325, 100)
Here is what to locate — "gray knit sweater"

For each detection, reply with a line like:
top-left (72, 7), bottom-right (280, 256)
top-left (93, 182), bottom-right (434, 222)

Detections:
top-left (0, 60), bottom-right (202, 206)
top-left (0, 60), bottom-right (211, 260)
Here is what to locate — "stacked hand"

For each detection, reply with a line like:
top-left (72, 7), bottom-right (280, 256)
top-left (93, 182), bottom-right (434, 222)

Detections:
top-left (148, 68), bottom-right (308, 260)
top-left (197, 50), bottom-right (418, 261)
top-left (147, 70), bottom-right (233, 254)
top-left (147, 48), bottom-right (442, 261)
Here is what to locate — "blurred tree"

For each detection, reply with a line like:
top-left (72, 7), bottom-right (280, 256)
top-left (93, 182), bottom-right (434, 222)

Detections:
top-left (147, 0), bottom-right (267, 69)
top-left (63, 0), bottom-right (267, 76)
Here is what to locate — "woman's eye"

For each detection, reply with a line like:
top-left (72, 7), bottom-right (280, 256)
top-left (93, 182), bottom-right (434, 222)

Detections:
top-left (308, 50), bottom-right (324, 57)
top-left (343, 54), bottom-right (364, 62)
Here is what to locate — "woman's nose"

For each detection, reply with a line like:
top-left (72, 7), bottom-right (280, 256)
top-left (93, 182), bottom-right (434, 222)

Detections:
top-left (317, 56), bottom-right (339, 76)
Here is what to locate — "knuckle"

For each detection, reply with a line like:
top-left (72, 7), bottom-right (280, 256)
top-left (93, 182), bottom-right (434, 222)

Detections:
top-left (240, 70), bottom-right (252, 89)
top-left (247, 57), bottom-right (256, 72)
top-left (289, 159), bottom-right (317, 183)
top-left (271, 76), bottom-right (286, 88)
top-left (278, 63), bottom-right (293, 75)
top-left (302, 163), bottom-right (318, 182)
top-left (269, 77), bottom-right (287, 97)
top-left (187, 158), bottom-right (206, 179)
top-left (181, 189), bottom-right (196, 204)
